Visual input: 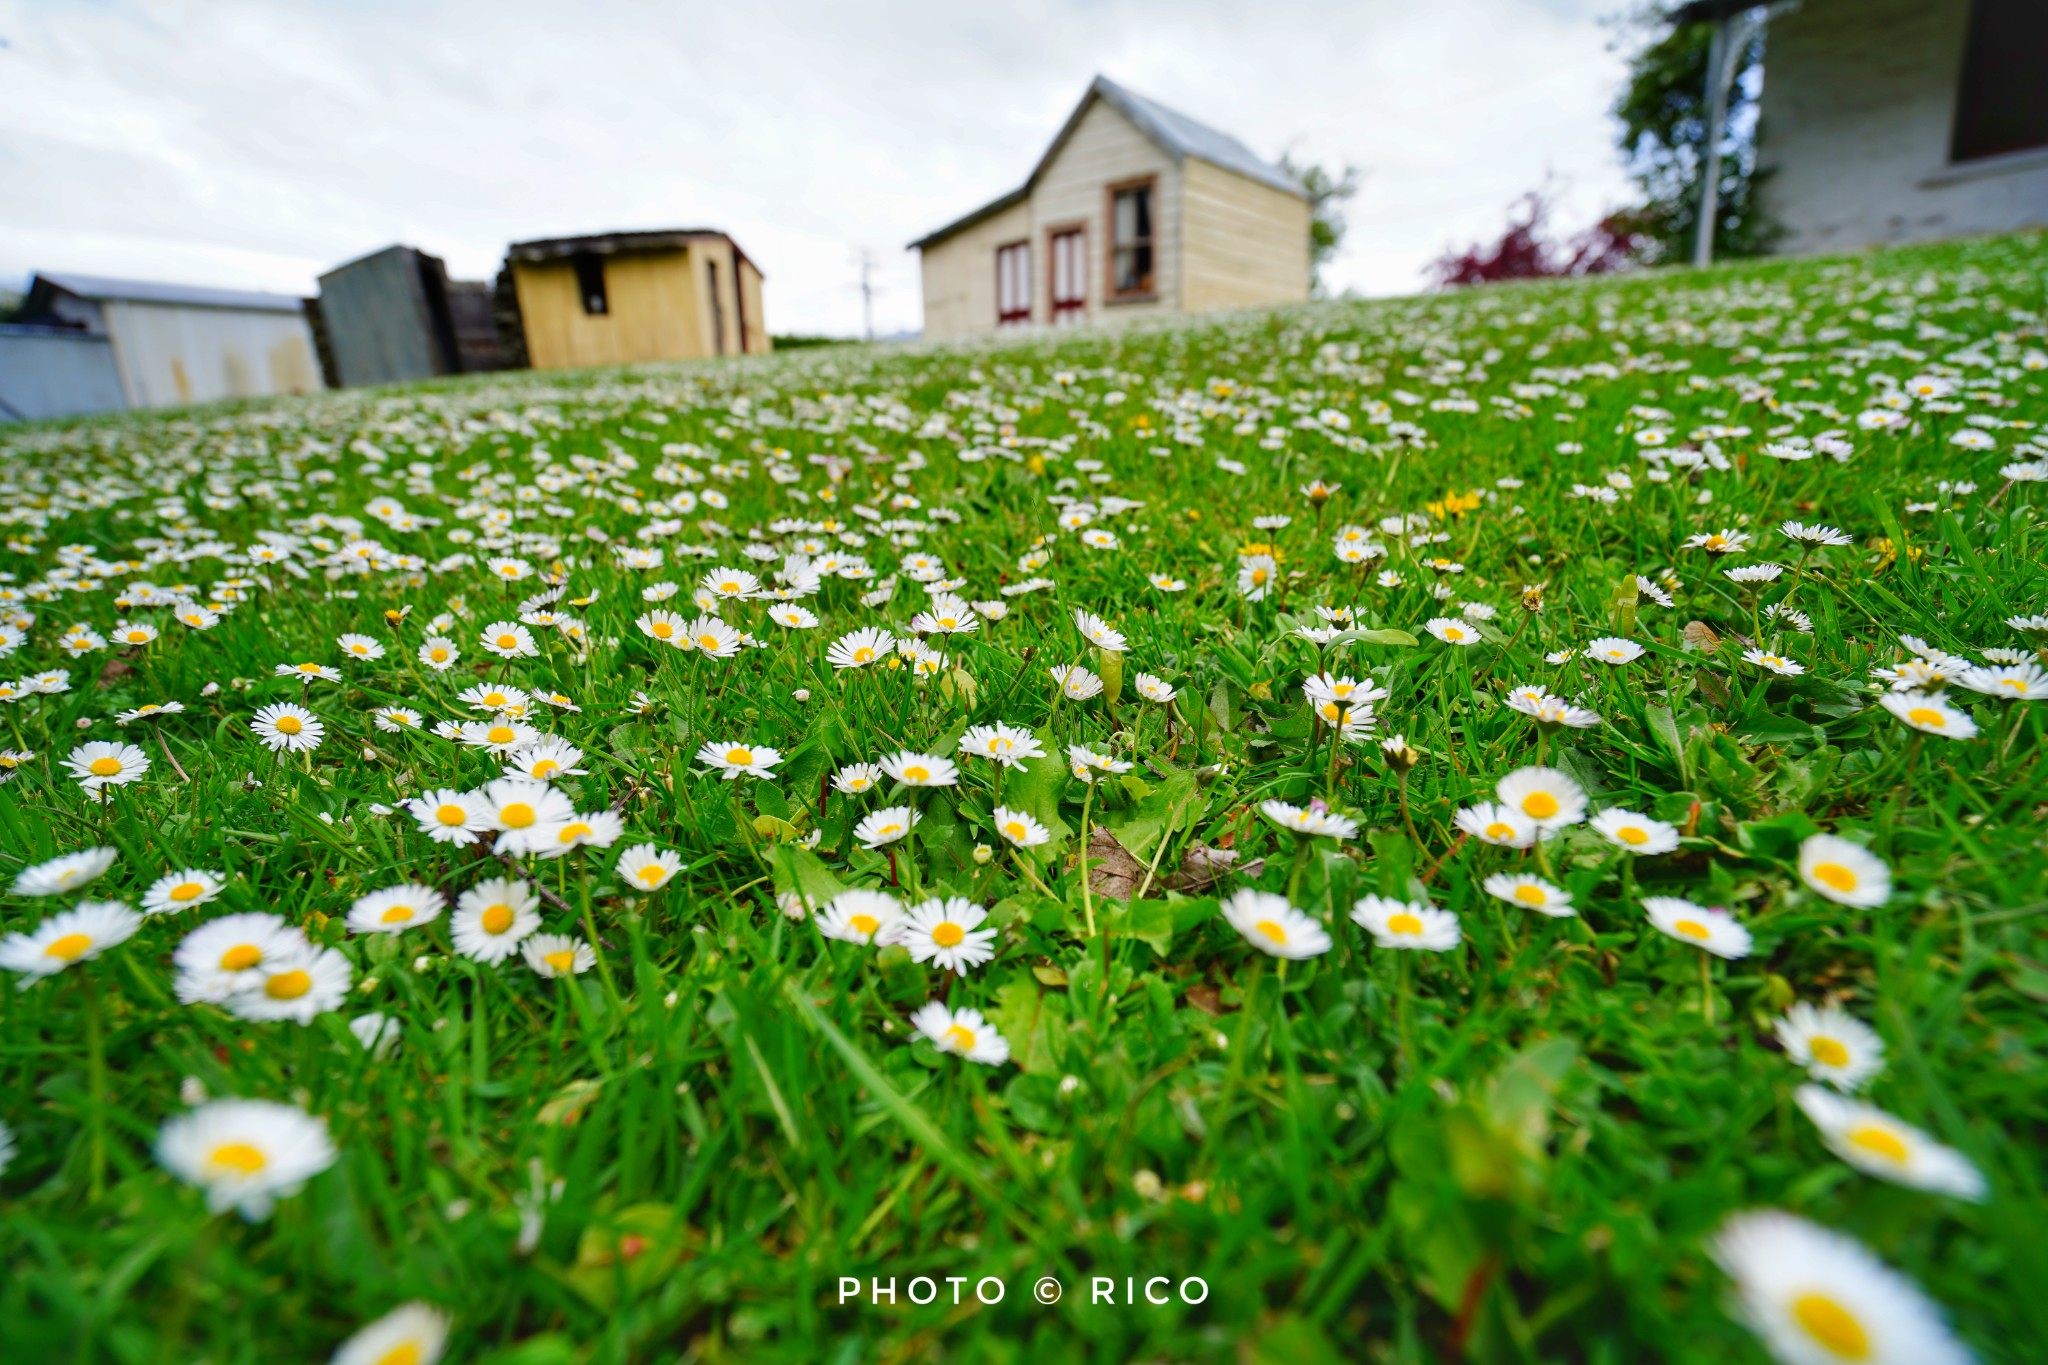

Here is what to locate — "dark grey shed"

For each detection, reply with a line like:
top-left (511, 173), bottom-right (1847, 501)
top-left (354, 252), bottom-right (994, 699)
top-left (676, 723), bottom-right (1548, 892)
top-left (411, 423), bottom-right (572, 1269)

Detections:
top-left (312, 245), bottom-right (508, 388)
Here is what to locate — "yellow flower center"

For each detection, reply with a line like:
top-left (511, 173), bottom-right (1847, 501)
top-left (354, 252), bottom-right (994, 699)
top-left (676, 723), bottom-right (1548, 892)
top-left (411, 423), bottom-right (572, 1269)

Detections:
top-left (1906, 707), bottom-right (1945, 728)
top-left (532, 759), bottom-right (559, 777)
top-left (557, 823), bottom-right (592, 843)
top-left (88, 757), bottom-right (123, 777)
top-left (220, 944), bottom-right (262, 971)
top-left (1846, 1125), bottom-right (1909, 1164)
top-left (45, 933), bottom-right (93, 961)
top-left (496, 634), bottom-right (518, 649)
top-left (374, 1342), bottom-right (424, 1365)
top-left (932, 922), bottom-right (965, 948)
top-left (380, 904), bottom-right (414, 924)
top-left (266, 969), bottom-right (313, 1000)
top-left (1004, 822), bottom-right (1027, 841)
top-left (726, 748), bottom-right (754, 766)
top-left (849, 914), bottom-right (880, 937)
top-left (1790, 1292), bottom-right (1871, 1360)
top-left (481, 904), bottom-right (515, 934)
top-left (435, 803), bottom-right (468, 826)
top-left (170, 882), bottom-right (205, 901)
top-left (1673, 919), bottom-right (1711, 940)
top-left (943, 1024), bottom-right (977, 1052)
top-left (1254, 919), bottom-right (1288, 945)
top-left (1522, 792), bottom-right (1559, 819)
top-left (1618, 826), bottom-right (1649, 846)
top-left (853, 647), bottom-right (874, 663)
top-left (1812, 862), bottom-right (1858, 893)
top-left (545, 949), bottom-right (577, 973)
top-left (903, 765), bottom-right (929, 783)
top-left (209, 1142), bottom-right (269, 1175)
top-left (276, 715), bottom-right (303, 736)
top-left (1443, 625), bottom-right (1465, 640)
top-left (637, 865), bottom-right (666, 885)
top-left (652, 622), bottom-right (674, 638)
top-left (429, 648), bottom-right (449, 662)
top-left (500, 803), bottom-right (535, 828)
top-left (697, 634), bottom-right (722, 651)
top-left (1387, 913), bottom-right (1423, 936)
top-left (1513, 885), bottom-right (1547, 906)
top-left (1485, 822), bottom-right (1516, 841)
top-left (488, 726), bottom-right (515, 745)
top-left (297, 662), bottom-right (321, 673)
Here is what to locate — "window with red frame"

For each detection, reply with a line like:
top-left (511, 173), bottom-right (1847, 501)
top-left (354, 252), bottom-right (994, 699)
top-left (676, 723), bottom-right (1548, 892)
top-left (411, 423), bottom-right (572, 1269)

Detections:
top-left (1049, 228), bottom-right (1086, 324)
top-left (996, 241), bottom-right (1031, 326)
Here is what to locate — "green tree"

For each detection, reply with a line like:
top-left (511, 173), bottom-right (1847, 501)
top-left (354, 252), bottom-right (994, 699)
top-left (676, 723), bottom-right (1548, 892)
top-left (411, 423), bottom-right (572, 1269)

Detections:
top-left (1278, 154), bottom-right (1363, 297)
top-left (1610, 5), bottom-right (1780, 263)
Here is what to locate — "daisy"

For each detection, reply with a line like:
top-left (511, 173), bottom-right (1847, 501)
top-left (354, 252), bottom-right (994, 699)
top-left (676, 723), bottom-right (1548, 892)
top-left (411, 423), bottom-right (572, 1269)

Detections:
top-left (697, 740), bottom-right (784, 780)
top-left (155, 1099), bottom-right (337, 1221)
top-left (910, 594), bottom-right (978, 635)
top-left (417, 636), bottom-right (460, 671)
top-left (1781, 520), bottom-right (1855, 547)
top-left (1495, 766), bottom-right (1586, 830)
top-left (504, 738), bottom-right (586, 782)
top-left (636, 609), bottom-right (688, 645)
top-left (1643, 896), bottom-right (1752, 958)
top-left (529, 809), bottom-right (625, 859)
top-left (1774, 1002), bottom-right (1886, 1092)
top-left (480, 621), bottom-right (539, 659)
top-left (522, 933), bottom-right (596, 978)
top-left (990, 805), bottom-right (1051, 849)
top-left (405, 788), bottom-right (489, 845)
top-left (1878, 692), bottom-right (1978, 739)
top-left (481, 778), bottom-right (575, 853)
top-left (63, 740), bottom-right (150, 792)
top-left (1584, 636), bottom-right (1645, 665)
top-left (142, 869), bottom-right (225, 916)
top-left (832, 762), bottom-right (884, 795)
top-left (767, 603), bottom-right (818, 629)
top-left (0, 901), bottom-right (143, 984)
top-left (1221, 890), bottom-right (1332, 959)
top-left (11, 847), bottom-right (117, 896)
top-left (1794, 1086), bottom-right (1985, 1201)
top-left (172, 913), bottom-right (307, 1004)
top-left (854, 806), bottom-right (919, 849)
top-left (451, 877), bottom-right (541, 964)
top-left (371, 706), bottom-right (424, 732)
top-left (1798, 834), bottom-right (1890, 908)
top-left (1050, 664), bottom-right (1104, 700)
top-left (1260, 799), bottom-right (1359, 840)
top-left (1685, 528), bottom-right (1750, 554)
top-left (816, 889), bottom-right (903, 945)
top-left (250, 703), bottom-right (324, 753)
top-left (1134, 673), bottom-right (1177, 703)
top-left (276, 661), bottom-right (343, 682)
top-left (1072, 609), bottom-right (1127, 651)
top-left (827, 626), bottom-right (896, 669)
top-left (223, 946), bottom-right (353, 1024)
top-left (895, 897), bottom-right (998, 973)
top-left (458, 719), bottom-right (539, 754)
top-left (1066, 745), bottom-right (1134, 781)
top-left (115, 701), bottom-right (186, 725)
top-left (1452, 802), bottom-right (1537, 848)
top-left (1424, 616), bottom-right (1480, 646)
top-left (880, 750), bottom-right (957, 787)
top-left (1956, 660), bottom-right (2048, 700)
top-left (331, 1303), bottom-right (450, 1365)
top-left (346, 884), bottom-right (446, 935)
top-left (1482, 873), bottom-right (1574, 917)
top-left (336, 633), bottom-right (385, 662)
top-left (1590, 809), bottom-right (1680, 854)
top-left (617, 843), bottom-right (684, 892)
top-left (958, 722), bottom-right (1046, 769)
top-left (1350, 895), bottom-right (1461, 952)
top-left (1744, 648), bottom-right (1807, 676)
top-left (1710, 1210), bottom-right (1970, 1365)
top-left (1237, 554), bottom-right (1278, 600)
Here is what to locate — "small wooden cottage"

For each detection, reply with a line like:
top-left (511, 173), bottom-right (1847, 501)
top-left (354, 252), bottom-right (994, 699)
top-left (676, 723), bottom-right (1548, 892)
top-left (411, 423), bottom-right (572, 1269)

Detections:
top-left (311, 245), bottom-right (506, 388)
top-left (503, 230), bottom-right (769, 371)
top-left (910, 76), bottom-right (1312, 341)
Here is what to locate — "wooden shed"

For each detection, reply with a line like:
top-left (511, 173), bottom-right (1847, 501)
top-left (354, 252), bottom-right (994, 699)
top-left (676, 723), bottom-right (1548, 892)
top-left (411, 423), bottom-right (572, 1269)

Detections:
top-left (910, 76), bottom-right (1312, 341)
top-left (503, 229), bottom-right (769, 371)
top-left (311, 244), bottom-right (507, 388)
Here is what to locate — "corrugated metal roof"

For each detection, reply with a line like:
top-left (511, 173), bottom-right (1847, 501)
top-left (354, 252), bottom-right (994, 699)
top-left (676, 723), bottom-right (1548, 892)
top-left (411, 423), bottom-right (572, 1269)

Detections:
top-left (34, 272), bottom-right (308, 314)
top-left (909, 75), bottom-right (1306, 250)
top-left (507, 229), bottom-right (761, 277)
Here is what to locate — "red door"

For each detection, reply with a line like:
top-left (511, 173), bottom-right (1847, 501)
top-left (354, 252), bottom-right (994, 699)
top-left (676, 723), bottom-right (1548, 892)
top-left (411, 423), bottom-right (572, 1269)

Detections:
top-left (1049, 228), bottom-right (1086, 325)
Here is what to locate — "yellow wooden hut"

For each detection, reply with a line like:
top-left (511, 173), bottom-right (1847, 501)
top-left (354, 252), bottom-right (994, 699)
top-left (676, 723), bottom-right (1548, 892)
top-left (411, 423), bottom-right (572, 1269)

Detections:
top-left (504, 229), bottom-right (769, 370)
top-left (910, 77), bottom-right (1311, 341)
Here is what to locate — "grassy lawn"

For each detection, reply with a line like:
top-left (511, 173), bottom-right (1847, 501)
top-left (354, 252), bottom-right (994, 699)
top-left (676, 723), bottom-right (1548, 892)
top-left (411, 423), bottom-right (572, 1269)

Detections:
top-left (0, 230), bottom-right (2043, 1364)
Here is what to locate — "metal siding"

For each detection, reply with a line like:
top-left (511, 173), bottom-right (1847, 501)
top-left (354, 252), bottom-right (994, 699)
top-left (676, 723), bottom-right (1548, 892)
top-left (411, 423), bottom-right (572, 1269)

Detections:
top-left (0, 328), bottom-right (128, 422)
top-left (101, 301), bottom-right (324, 409)
top-left (317, 247), bottom-right (442, 388)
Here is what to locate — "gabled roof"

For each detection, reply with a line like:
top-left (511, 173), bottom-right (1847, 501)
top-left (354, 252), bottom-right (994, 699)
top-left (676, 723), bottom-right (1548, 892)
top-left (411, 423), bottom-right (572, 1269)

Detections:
top-left (909, 75), bottom-right (1305, 251)
top-left (508, 229), bottom-right (761, 278)
top-left (31, 272), bottom-right (307, 313)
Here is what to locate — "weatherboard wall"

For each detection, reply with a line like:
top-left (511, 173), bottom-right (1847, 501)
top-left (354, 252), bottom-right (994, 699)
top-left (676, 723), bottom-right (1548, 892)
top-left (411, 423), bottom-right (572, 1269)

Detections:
top-left (918, 197), bottom-right (1035, 342)
top-left (1029, 96), bottom-right (1181, 323)
top-left (1180, 158), bottom-right (1313, 315)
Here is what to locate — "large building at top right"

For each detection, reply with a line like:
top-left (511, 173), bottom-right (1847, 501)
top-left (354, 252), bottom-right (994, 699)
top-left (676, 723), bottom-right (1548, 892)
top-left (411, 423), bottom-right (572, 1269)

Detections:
top-left (1759, 0), bottom-right (2048, 253)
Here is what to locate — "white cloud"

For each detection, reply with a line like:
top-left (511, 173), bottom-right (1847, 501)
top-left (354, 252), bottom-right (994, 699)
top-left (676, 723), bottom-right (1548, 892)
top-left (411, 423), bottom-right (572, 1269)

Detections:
top-left (0, 0), bottom-right (1637, 335)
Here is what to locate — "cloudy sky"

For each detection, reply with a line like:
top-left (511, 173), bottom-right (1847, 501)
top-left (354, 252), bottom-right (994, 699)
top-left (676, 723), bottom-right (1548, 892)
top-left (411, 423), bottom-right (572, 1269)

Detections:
top-left (0, 0), bottom-right (1641, 336)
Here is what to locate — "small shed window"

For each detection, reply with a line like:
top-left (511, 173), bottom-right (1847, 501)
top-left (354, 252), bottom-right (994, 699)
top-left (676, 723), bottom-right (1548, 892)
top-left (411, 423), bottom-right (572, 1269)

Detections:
top-left (572, 253), bottom-right (608, 315)
top-left (1049, 228), bottom-right (1087, 325)
top-left (996, 242), bottom-right (1031, 326)
top-left (1108, 180), bottom-right (1155, 299)
top-left (1951, 0), bottom-right (2048, 162)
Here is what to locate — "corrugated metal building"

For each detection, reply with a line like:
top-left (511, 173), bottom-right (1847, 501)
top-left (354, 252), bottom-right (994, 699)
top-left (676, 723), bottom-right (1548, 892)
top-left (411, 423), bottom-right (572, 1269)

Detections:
top-left (503, 229), bottom-right (769, 371)
top-left (20, 273), bottom-right (324, 410)
top-left (0, 324), bottom-right (128, 422)
top-left (311, 244), bottom-right (508, 388)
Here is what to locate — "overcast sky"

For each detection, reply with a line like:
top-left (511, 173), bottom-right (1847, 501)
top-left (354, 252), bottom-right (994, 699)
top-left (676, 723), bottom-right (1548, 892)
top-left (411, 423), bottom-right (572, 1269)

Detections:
top-left (0, 0), bottom-right (1641, 337)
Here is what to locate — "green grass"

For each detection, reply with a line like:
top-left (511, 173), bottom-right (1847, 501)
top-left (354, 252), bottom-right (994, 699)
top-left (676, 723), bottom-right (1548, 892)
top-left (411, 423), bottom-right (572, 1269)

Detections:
top-left (1, 230), bottom-right (2044, 1364)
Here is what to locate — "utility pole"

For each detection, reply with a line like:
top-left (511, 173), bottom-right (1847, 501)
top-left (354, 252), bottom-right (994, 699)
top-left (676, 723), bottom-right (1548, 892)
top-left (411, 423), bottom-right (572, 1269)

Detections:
top-left (854, 248), bottom-right (876, 342)
top-left (1683, 1), bottom-right (1776, 269)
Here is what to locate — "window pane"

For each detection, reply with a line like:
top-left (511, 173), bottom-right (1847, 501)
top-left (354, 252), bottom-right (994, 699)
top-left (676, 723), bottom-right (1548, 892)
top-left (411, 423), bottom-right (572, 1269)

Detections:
top-left (1953, 0), bottom-right (2048, 161)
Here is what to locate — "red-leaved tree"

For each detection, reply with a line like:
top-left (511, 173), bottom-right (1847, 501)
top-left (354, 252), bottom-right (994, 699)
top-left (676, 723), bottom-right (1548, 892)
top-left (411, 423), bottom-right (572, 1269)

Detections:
top-left (1431, 190), bottom-right (1649, 287)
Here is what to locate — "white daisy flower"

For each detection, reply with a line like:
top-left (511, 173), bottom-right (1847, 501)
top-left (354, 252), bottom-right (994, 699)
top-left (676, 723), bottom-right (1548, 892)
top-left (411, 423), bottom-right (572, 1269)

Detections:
top-left (1774, 1002), bottom-right (1886, 1093)
top-left (616, 844), bottom-right (685, 892)
top-left (1794, 1085), bottom-right (1985, 1201)
top-left (155, 1098), bottom-right (337, 1221)
top-left (1221, 890), bottom-right (1332, 959)
top-left (522, 933), bottom-right (595, 978)
top-left (142, 869), bottom-right (226, 916)
top-left (11, 847), bottom-right (117, 897)
top-left (451, 877), bottom-right (541, 964)
top-left (909, 1001), bottom-right (1011, 1066)
top-left (1495, 766), bottom-right (1586, 830)
top-left (1482, 873), bottom-right (1574, 917)
top-left (1798, 835), bottom-right (1890, 908)
top-left (1642, 896), bottom-right (1752, 958)
top-left (330, 1302), bottom-right (450, 1365)
top-left (0, 900), bottom-right (143, 984)
top-left (895, 897), bottom-right (998, 973)
top-left (1350, 895), bottom-right (1460, 952)
top-left (816, 889), bottom-right (903, 946)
